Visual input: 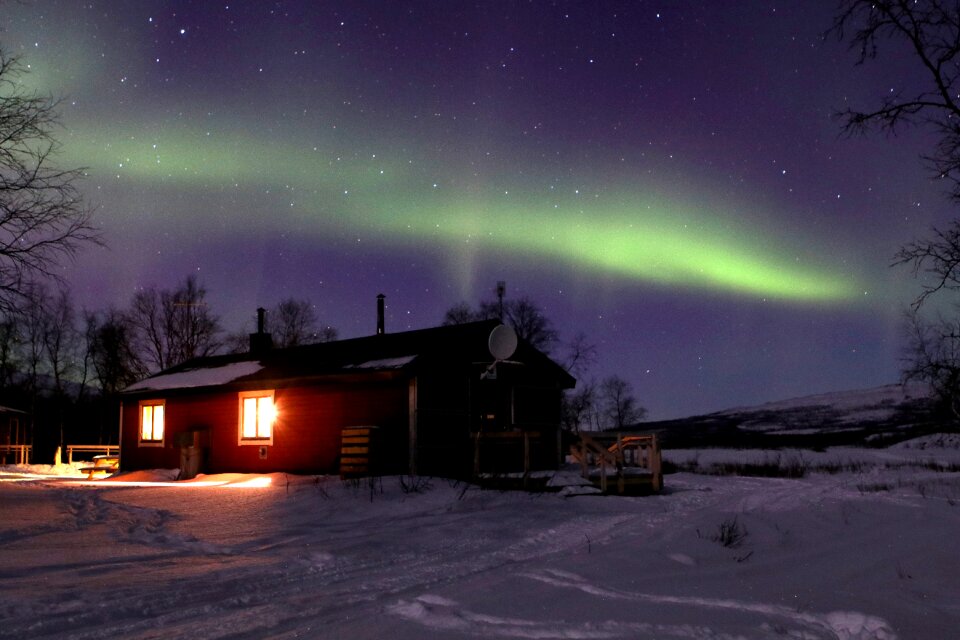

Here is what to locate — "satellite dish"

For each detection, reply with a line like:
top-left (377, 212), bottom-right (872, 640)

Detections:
top-left (488, 324), bottom-right (518, 360)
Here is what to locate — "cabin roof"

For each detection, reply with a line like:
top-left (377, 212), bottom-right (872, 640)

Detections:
top-left (122, 320), bottom-right (575, 395)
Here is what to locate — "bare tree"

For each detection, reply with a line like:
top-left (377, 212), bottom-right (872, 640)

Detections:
top-left (561, 331), bottom-right (598, 377)
top-left (0, 50), bottom-right (99, 312)
top-left (0, 313), bottom-right (20, 389)
top-left (442, 301), bottom-right (476, 326)
top-left (20, 284), bottom-right (47, 400)
top-left (893, 223), bottom-right (960, 309)
top-left (830, 1), bottom-right (960, 201)
top-left (128, 275), bottom-right (221, 371)
top-left (270, 298), bottom-right (337, 348)
top-left (85, 309), bottom-right (145, 396)
top-left (902, 311), bottom-right (960, 418)
top-left (442, 294), bottom-right (558, 353)
top-left (561, 380), bottom-right (597, 432)
top-left (85, 309), bottom-right (144, 445)
top-left (831, 2), bottom-right (960, 418)
top-left (502, 296), bottom-right (558, 353)
top-left (43, 287), bottom-right (84, 397)
top-left (39, 287), bottom-right (83, 448)
top-left (598, 375), bottom-right (645, 430)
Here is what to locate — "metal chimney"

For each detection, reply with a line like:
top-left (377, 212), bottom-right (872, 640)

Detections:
top-left (376, 294), bottom-right (385, 335)
top-left (249, 307), bottom-right (273, 354)
top-left (257, 307), bottom-right (267, 334)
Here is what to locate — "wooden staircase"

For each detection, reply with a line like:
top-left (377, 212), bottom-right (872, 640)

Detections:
top-left (570, 432), bottom-right (662, 494)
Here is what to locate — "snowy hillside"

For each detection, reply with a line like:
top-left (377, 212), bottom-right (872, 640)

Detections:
top-left (645, 382), bottom-right (939, 448)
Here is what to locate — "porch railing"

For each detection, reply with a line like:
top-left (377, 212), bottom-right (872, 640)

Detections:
top-left (0, 444), bottom-right (32, 465)
top-left (67, 445), bottom-right (120, 463)
top-left (571, 432), bottom-right (662, 494)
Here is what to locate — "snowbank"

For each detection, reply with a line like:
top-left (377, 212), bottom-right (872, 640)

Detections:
top-left (1, 451), bottom-right (958, 638)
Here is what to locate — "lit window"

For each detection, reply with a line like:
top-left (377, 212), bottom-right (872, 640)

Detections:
top-left (139, 401), bottom-right (165, 446)
top-left (239, 391), bottom-right (275, 444)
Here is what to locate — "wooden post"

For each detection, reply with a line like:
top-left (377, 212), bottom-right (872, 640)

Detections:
top-left (523, 432), bottom-right (530, 474)
top-left (407, 378), bottom-right (418, 476)
top-left (650, 434), bottom-right (662, 492)
top-left (473, 432), bottom-right (481, 477)
top-left (522, 432), bottom-right (530, 490)
top-left (600, 456), bottom-right (607, 493)
top-left (579, 438), bottom-right (588, 478)
top-left (615, 434), bottom-right (624, 494)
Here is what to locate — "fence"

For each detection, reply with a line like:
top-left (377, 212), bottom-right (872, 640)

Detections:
top-left (66, 444), bottom-right (119, 464)
top-left (0, 444), bottom-right (32, 464)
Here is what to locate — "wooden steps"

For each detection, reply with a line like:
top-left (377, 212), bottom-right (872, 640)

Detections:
top-left (570, 432), bottom-right (662, 494)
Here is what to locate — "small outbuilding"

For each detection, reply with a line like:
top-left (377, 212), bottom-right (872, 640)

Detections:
top-left (119, 314), bottom-right (575, 478)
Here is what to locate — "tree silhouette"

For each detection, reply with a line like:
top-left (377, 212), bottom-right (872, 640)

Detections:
top-left (831, 1), bottom-right (960, 200)
top-left (0, 49), bottom-right (98, 312)
top-left (270, 298), bottom-right (338, 348)
top-left (442, 295), bottom-right (558, 353)
top-left (832, 2), bottom-right (960, 417)
top-left (127, 275), bottom-right (221, 371)
top-left (598, 375), bottom-right (645, 430)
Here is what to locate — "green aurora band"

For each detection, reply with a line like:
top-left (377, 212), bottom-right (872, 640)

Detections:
top-left (62, 123), bottom-right (861, 303)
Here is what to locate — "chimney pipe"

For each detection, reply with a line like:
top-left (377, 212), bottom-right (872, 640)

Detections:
top-left (257, 307), bottom-right (267, 334)
top-left (249, 307), bottom-right (273, 354)
top-left (376, 294), bottom-right (385, 335)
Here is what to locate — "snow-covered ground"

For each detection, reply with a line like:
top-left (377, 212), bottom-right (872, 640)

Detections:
top-left (2, 443), bottom-right (959, 639)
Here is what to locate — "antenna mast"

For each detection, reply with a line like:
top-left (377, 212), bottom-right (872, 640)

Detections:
top-left (496, 280), bottom-right (506, 322)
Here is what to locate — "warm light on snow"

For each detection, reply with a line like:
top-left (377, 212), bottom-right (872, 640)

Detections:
top-left (229, 476), bottom-right (273, 488)
top-left (3, 436), bottom-right (960, 638)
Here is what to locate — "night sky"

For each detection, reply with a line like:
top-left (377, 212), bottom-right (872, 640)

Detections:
top-left (2, 1), bottom-right (947, 419)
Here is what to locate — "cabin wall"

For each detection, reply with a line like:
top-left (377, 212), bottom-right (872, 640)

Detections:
top-left (413, 363), bottom-right (564, 476)
top-left (121, 380), bottom-right (408, 475)
top-left (414, 368), bottom-right (472, 476)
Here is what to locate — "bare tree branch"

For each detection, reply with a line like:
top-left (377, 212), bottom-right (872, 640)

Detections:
top-left (893, 220), bottom-right (960, 308)
top-left (829, 0), bottom-right (960, 201)
top-left (0, 49), bottom-right (100, 313)
top-left (126, 275), bottom-right (221, 372)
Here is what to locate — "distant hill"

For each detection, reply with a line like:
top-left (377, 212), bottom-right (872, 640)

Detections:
top-left (637, 382), bottom-right (948, 449)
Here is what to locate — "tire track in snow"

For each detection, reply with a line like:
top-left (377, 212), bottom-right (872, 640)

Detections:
top-left (386, 593), bottom-right (745, 639)
top-left (518, 568), bottom-right (897, 640)
top-left (2, 490), bottom-right (639, 639)
top-left (64, 489), bottom-right (237, 556)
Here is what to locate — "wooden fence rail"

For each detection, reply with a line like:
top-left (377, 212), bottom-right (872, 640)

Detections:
top-left (67, 445), bottom-right (119, 464)
top-left (0, 444), bottom-right (32, 464)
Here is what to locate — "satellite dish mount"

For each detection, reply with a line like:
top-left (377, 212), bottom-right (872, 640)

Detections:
top-left (482, 324), bottom-right (518, 380)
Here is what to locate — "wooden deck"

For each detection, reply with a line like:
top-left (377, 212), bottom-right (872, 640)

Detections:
top-left (570, 432), bottom-right (662, 494)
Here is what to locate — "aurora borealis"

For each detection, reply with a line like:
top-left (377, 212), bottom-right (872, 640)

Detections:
top-left (3, 1), bottom-right (946, 417)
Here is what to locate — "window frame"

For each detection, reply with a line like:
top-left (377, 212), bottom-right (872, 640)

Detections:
top-left (138, 400), bottom-right (166, 447)
top-left (237, 390), bottom-right (275, 445)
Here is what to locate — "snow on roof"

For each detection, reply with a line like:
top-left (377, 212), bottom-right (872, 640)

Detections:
top-left (342, 355), bottom-right (417, 370)
top-left (124, 361), bottom-right (265, 392)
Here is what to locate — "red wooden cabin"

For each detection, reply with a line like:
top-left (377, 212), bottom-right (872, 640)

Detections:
top-left (119, 318), bottom-right (575, 478)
